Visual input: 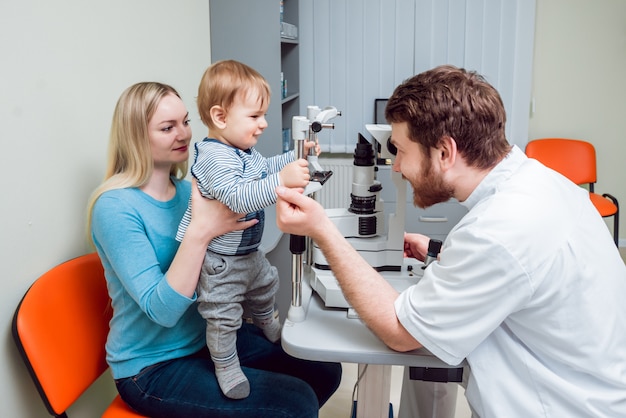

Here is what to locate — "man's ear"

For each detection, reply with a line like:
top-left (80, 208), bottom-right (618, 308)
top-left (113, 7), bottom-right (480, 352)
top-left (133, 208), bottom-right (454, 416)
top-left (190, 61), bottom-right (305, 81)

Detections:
top-left (437, 136), bottom-right (457, 171)
top-left (210, 105), bottom-right (227, 129)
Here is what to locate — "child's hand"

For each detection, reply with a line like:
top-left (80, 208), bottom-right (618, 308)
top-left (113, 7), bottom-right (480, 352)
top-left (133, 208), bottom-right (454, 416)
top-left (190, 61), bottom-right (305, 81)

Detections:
top-left (304, 139), bottom-right (321, 156)
top-left (279, 159), bottom-right (310, 188)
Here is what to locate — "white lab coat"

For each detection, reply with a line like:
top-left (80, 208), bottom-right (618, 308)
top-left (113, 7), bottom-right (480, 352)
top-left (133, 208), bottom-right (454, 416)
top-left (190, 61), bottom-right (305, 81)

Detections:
top-left (396, 147), bottom-right (626, 417)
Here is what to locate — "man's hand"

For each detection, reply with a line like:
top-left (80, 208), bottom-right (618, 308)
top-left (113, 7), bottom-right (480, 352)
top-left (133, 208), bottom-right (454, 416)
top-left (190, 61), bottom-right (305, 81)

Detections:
top-left (403, 232), bottom-right (431, 262)
top-left (276, 186), bottom-right (422, 352)
top-left (275, 185), bottom-right (327, 239)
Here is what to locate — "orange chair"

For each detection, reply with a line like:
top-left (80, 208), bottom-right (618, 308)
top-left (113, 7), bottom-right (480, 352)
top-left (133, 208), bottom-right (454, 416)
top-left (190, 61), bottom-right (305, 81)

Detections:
top-left (12, 253), bottom-right (147, 418)
top-left (526, 138), bottom-right (620, 246)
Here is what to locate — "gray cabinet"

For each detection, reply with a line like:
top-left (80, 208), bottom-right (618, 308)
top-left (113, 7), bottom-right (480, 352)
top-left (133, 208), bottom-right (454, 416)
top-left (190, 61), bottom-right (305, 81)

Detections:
top-left (209, 0), bottom-right (299, 156)
top-left (280, 0), bottom-right (300, 132)
top-left (209, 1), bottom-right (301, 317)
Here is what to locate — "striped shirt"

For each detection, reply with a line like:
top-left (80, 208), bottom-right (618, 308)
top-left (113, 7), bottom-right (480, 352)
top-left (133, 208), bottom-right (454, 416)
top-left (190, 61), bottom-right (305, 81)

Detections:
top-left (176, 138), bottom-right (294, 255)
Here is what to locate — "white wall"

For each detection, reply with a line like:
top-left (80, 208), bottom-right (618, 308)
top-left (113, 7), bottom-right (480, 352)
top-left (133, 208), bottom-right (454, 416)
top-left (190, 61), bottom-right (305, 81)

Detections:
top-left (0, 1), bottom-right (211, 416)
top-left (528, 0), bottom-right (626, 243)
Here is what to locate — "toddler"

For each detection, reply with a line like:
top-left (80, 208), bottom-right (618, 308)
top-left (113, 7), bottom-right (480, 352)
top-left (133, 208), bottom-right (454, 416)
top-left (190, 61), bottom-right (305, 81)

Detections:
top-left (177, 60), bottom-right (318, 399)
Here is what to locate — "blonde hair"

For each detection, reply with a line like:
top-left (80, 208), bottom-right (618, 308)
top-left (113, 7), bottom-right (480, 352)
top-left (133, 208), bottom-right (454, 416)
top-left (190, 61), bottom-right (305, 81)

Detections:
top-left (197, 60), bottom-right (271, 130)
top-left (86, 82), bottom-right (187, 242)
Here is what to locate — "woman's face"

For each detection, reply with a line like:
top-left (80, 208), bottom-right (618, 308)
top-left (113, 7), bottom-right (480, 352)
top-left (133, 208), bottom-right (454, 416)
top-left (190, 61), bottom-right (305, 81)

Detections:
top-left (147, 93), bottom-right (192, 170)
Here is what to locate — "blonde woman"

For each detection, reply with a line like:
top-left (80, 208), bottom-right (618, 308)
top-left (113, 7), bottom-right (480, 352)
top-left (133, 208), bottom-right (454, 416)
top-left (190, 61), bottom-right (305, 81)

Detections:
top-left (87, 82), bottom-right (341, 418)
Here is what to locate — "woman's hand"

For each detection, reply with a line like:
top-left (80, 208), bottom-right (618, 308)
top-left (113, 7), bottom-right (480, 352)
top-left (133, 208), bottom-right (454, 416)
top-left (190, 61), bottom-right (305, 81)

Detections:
top-left (168, 179), bottom-right (258, 297)
top-left (189, 178), bottom-right (257, 240)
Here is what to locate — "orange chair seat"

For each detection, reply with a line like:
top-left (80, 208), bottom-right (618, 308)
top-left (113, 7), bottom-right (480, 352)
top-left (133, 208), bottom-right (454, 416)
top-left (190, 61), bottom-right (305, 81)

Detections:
top-left (103, 395), bottom-right (146, 418)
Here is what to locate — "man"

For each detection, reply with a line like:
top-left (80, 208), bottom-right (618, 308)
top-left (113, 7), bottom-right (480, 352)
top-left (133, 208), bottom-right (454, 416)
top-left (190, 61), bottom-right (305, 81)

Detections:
top-left (275, 65), bottom-right (626, 417)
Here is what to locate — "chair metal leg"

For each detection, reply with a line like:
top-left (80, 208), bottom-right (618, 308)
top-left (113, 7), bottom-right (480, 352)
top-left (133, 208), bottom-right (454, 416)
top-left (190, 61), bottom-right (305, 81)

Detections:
top-left (612, 209), bottom-right (619, 247)
top-left (602, 193), bottom-right (619, 247)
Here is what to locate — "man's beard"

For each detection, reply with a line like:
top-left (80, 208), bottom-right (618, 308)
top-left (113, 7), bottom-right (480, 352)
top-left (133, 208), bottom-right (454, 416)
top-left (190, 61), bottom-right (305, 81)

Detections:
top-left (407, 159), bottom-right (454, 209)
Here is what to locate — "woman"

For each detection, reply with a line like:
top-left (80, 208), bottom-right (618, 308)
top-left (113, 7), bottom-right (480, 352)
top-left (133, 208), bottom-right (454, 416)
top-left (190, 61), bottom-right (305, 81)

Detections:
top-left (87, 82), bottom-right (341, 418)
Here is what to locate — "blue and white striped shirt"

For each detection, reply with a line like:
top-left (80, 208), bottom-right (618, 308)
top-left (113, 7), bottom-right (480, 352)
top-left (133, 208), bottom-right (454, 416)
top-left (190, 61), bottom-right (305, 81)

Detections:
top-left (176, 138), bottom-right (295, 255)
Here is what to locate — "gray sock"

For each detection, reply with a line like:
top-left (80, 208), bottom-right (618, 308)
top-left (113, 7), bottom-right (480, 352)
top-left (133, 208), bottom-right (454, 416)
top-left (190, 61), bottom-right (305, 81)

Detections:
top-left (253, 308), bottom-right (282, 343)
top-left (213, 352), bottom-right (250, 399)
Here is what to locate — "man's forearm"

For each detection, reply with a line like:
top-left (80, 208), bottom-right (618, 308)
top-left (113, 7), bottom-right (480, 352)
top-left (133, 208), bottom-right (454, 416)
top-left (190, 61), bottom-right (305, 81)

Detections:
top-left (313, 222), bottom-right (422, 352)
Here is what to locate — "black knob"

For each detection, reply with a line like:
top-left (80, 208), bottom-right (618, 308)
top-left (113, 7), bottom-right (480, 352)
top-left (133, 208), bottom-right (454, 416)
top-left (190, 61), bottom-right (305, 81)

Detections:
top-left (311, 121), bottom-right (323, 133)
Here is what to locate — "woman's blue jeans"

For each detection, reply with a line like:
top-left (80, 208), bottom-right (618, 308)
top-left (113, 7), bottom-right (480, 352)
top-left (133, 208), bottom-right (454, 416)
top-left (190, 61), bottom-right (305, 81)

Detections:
top-left (115, 323), bottom-right (342, 418)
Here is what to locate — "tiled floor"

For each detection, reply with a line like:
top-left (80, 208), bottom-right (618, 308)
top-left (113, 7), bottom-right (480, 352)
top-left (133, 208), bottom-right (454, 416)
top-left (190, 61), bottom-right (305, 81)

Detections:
top-left (320, 246), bottom-right (626, 418)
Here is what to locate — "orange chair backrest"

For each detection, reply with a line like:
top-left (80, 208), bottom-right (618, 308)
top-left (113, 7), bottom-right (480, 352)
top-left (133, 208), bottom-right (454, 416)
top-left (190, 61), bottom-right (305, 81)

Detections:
top-left (12, 253), bottom-right (111, 416)
top-left (525, 138), bottom-right (597, 185)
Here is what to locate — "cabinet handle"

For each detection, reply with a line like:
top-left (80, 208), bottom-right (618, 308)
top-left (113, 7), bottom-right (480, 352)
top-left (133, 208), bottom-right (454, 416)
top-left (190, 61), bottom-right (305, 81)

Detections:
top-left (418, 216), bottom-right (448, 223)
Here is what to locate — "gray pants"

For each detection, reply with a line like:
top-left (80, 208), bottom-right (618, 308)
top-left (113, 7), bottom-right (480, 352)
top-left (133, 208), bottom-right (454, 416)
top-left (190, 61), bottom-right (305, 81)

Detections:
top-left (197, 250), bottom-right (279, 357)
